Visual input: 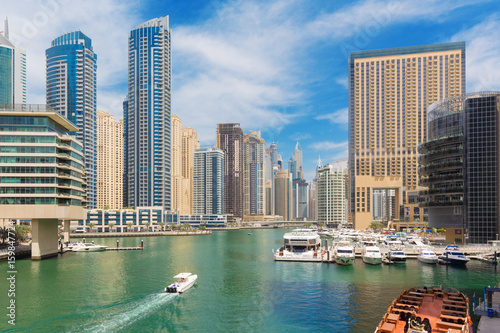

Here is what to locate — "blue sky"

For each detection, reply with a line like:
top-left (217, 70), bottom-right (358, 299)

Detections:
top-left (4, 0), bottom-right (500, 182)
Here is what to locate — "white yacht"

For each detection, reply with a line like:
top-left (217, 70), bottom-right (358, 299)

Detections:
top-left (274, 230), bottom-right (322, 262)
top-left (68, 242), bottom-right (107, 252)
top-left (362, 246), bottom-right (382, 265)
top-left (382, 250), bottom-right (406, 264)
top-left (334, 243), bottom-right (355, 266)
top-left (165, 272), bottom-right (198, 293)
top-left (417, 249), bottom-right (438, 264)
top-left (438, 245), bottom-right (470, 265)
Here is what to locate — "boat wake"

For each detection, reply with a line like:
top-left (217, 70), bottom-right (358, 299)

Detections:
top-left (81, 292), bottom-right (177, 332)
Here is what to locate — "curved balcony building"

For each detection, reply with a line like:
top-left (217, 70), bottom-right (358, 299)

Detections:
top-left (419, 92), bottom-right (500, 243)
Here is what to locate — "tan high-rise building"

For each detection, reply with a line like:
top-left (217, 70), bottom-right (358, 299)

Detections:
top-left (274, 169), bottom-right (293, 221)
top-left (348, 42), bottom-right (466, 229)
top-left (244, 131), bottom-right (265, 217)
top-left (171, 115), bottom-right (183, 213)
top-left (97, 110), bottom-right (124, 209)
top-left (181, 127), bottom-right (200, 214)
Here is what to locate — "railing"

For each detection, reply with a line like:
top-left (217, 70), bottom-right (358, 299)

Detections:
top-left (0, 104), bottom-right (57, 112)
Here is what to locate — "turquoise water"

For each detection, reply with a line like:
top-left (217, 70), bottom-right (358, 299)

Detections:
top-left (1, 228), bottom-right (499, 332)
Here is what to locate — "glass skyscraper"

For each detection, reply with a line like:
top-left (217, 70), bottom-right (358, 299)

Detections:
top-left (0, 19), bottom-right (26, 105)
top-left (46, 31), bottom-right (97, 208)
top-left (124, 17), bottom-right (172, 210)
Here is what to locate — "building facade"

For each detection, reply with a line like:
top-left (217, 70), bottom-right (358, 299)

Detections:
top-left (348, 42), bottom-right (466, 229)
top-left (193, 148), bottom-right (224, 215)
top-left (46, 31), bottom-right (97, 208)
top-left (243, 131), bottom-right (265, 217)
top-left (274, 169), bottom-right (293, 221)
top-left (216, 123), bottom-right (243, 220)
top-left (0, 20), bottom-right (26, 105)
top-left (124, 17), bottom-right (172, 210)
top-left (171, 115), bottom-right (182, 213)
top-left (419, 92), bottom-right (500, 243)
top-left (317, 164), bottom-right (347, 225)
top-left (0, 104), bottom-right (85, 258)
top-left (96, 110), bottom-right (123, 209)
top-left (84, 206), bottom-right (163, 232)
top-left (181, 127), bottom-right (199, 214)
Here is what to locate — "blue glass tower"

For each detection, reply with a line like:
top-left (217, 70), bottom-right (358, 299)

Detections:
top-left (46, 31), bottom-right (97, 208)
top-left (124, 17), bottom-right (172, 210)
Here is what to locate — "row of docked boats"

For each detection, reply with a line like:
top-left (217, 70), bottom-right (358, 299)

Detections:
top-left (273, 229), bottom-right (479, 266)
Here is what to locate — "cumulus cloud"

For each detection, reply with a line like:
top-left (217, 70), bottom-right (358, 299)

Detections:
top-left (451, 14), bottom-right (500, 92)
top-left (309, 140), bottom-right (348, 151)
top-left (315, 107), bottom-right (348, 125)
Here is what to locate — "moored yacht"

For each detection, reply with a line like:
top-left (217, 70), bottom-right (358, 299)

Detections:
top-left (382, 250), bottom-right (407, 264)
top-left (417, 249), bottom-right (438, 264)
top-left (438, 245), bottom-right (470, 265)
top-left (68, 242), bottom-right (107, 252)
top-left (362, 246), bottom-right (382, 265)
top-left (274, 230), bottom-right (322, 262)
top-left (334, 243), bottom-right (355, 266)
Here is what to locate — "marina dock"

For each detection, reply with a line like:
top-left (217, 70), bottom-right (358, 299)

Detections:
top-left (105, 247), bottom-right (143, 251)
top-left (474, 286), bottom-right (500, 332)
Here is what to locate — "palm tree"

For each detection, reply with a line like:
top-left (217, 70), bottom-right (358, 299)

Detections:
top-left (87, 223), bottom-right (95, 233)
top-left (158, 222), bottom-right (166, 231)
top-left (126, 222), bottom-right (134, 232)
top-left (145, 222), bottom-right (151, 232)
top-left (108, 223), bottom-right (115, 233)
top-left (0, 226), bottom-right (8, 245)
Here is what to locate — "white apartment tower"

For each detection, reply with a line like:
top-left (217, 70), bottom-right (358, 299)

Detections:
top-left (317, 164), bottom-right (347, 224)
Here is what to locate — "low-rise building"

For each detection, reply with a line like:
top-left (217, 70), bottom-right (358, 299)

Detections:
top-left (83, 206), bottom-right (164, 232)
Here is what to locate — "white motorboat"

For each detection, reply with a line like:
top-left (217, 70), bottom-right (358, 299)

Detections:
top-left (334, 244), bottom-right (355, 266)
top-left (274, 230), bottom-right (322, 262)
top-left (438, 245), bottom-right (470, 265)
top-left (382, 250), bottom-right (406, 264)
top-left (68, 242), bottom-right (107, 252)
top-left (417, 249), bottom-right (438, 264)
top-left (165, 272), bottom-right (198, 293)
top-left (362, 246), bottom-right (382, 265)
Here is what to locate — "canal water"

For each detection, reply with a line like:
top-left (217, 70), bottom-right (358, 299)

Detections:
top-left (1, 228), bottom-right (499, 332)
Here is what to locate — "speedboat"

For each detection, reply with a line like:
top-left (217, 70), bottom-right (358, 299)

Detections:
top-left (334, 243), bottom-right (355, 266)
top-left (382, 250), bottom-right (407, 264)
top-left (417, 249), bottom-right (438, 264)
top-left (362, 246), bottom-right (382, 265)
top-left (438, 245), bottom-right (470, 265)
top-left (165, 272), bottom-right (198, 293)
top-left (274, 230), bottom-right (322, 262)
top-left (68, 242), bottom-right (107, 252)
top-left (375, 286), bottom-right (472, 333)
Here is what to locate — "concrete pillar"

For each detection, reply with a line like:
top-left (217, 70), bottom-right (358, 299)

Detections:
top-left (31, 219), bottom-right (59, 260)
top-left (63, 220), bottom-right (70, 243)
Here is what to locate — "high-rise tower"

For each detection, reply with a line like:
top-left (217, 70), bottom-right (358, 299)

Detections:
top-left (348, 42), bottom-right (466, 229)
top-left (216, 123), bottom-right (244, 221)
top-left (193, 148), bottom-right (224, 215)
top-left (124, 17), bottom-right (172, 209)
top-left (244, 131), bottom-right (265, 217)
top-left (0, 18), bottom-right (26, 105)
top-left (46, 31), bottom-right (97, 208)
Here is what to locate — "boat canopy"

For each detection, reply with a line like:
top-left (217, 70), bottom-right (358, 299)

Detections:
top-left (173, 273), bottom-right (192, 279)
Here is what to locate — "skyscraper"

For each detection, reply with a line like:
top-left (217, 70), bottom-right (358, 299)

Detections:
top-left (46, 31), bottom-right (97, 208)
top-left (0, 18), bottom-right (26, 105)
top-left (419, 92), bottom-right (500, 243)
top-left (348, 42), bottom-right (466, 229)
top-left (274, 169), bottom-right (293, 221)
top-left (243, 131), bottom-right (265, 217)
top-left (317, 164), bottom-right (347, 225)
top-left (124, 17), bottom-right (172, 209)
top-left (171, 115), bottom-right (182, 213)
top-left (193, 148), bottom-right (224, 215)
top-left (181, 127), bottom-right (200, 214)
top-left (96, 110), bottom-right (123, 209)
top-left (294, 142), bottom-right (303, 179)
top-left (216, 123), bottom-right (243, 221)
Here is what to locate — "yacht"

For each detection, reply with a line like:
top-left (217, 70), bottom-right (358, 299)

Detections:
top-left (382, 250), bottom-right (407, 264)
top-left (274, 230), bottom-right (322, 262)
top-left (438, 245), bottom-right (470, 265)
top-left (383, 235), bottom-right (403, 247)
top-left (165, 272), bottom-right (198, 293)
top-left (68, 242), bottom-right (107, 252)
top-left (362, 246), bottom-right (382, 265)
top-left (417, 249), bottom-right (438, 264)
top-left (334, 243), bottom-right (355, 266)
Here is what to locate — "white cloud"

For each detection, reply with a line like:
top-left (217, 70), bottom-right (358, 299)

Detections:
top-left (451, 14), bottom-right (500, 92)
top-left (4, 0), bottom-right (141, 119)
top-left (309, 141), bottom-right (348, 151)
top-left (289, 133), bottom-right (312, 141)
top-left (315, 108), bottom-right (348, 125)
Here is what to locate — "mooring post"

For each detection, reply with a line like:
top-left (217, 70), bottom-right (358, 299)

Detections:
top-left (141, 239), bottom-right (144, 248)
top-left (117, 239), bottom-right (119, 248)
